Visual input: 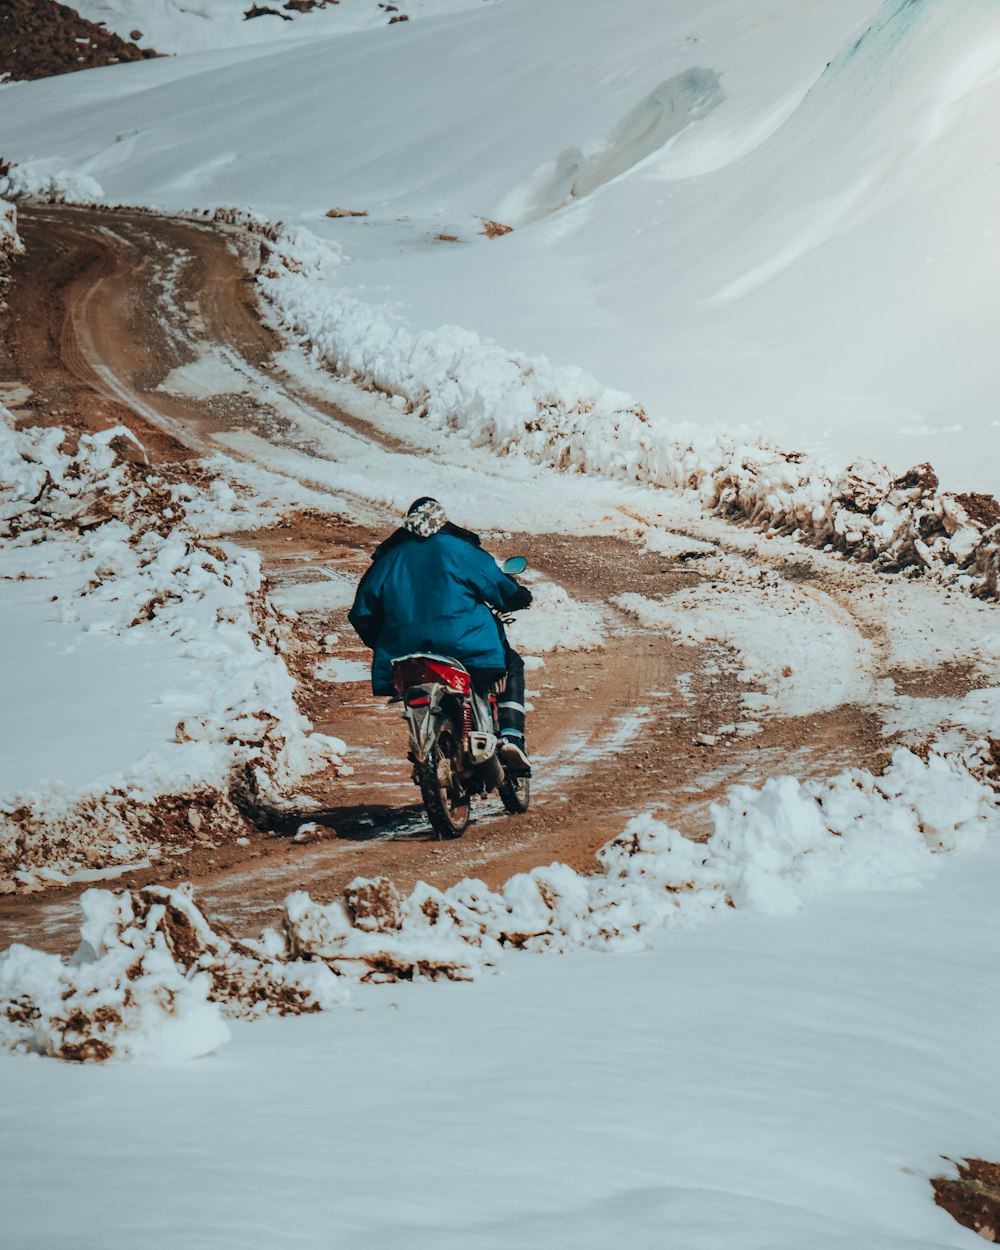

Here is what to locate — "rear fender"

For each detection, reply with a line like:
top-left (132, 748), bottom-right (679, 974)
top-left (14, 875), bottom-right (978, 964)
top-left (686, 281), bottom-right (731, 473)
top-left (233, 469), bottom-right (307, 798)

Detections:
top-left (400, 683), bottom-right (451, 764)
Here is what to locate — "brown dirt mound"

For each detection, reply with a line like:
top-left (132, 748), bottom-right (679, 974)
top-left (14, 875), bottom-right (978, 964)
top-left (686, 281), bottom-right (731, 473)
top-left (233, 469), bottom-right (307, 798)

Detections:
top-left (0, 0), bottom-right (159, 82)
top-left (957, 492), bottom-right (1000, 531)
top-left (933, 1159), bottom-right (1000, 1241)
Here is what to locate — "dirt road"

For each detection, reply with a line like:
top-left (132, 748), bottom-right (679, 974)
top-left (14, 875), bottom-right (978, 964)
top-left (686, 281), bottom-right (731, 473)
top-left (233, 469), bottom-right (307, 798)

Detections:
top-left (0, 205), bottom-right (898, 947)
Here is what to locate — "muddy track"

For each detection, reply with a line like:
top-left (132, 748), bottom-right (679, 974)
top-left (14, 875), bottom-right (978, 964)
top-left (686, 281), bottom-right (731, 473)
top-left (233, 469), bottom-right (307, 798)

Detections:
top-left (0, 205), bottom-right (893, 948)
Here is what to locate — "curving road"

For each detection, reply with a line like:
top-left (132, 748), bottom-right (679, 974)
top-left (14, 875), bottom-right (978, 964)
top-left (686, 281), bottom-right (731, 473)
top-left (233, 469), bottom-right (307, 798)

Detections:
top-left (4, 203), bottom-right (977, 948)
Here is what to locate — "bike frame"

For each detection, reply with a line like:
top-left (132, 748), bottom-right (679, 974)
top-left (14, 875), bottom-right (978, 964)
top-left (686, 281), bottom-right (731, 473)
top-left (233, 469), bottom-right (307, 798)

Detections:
top-left (392, 653), bottom-right (503, 789)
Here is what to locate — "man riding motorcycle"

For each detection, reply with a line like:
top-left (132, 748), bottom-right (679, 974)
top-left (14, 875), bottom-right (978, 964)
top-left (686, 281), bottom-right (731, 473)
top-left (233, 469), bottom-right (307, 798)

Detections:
top-left (348, 498), bottom-right (533, 772)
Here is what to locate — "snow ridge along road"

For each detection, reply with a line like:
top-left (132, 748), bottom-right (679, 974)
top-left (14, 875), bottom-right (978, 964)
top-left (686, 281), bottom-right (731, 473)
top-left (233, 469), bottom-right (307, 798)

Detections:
top-left (1, 204), bottom-right (997, 950)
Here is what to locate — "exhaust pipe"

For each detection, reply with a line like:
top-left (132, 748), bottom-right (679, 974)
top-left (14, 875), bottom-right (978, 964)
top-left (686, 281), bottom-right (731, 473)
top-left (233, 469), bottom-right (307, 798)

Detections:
top-left (469, 731), bottom-right (504, 789)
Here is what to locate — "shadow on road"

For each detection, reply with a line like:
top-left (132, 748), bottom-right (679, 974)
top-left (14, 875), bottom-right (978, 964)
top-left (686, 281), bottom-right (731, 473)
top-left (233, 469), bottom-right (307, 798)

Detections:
top-left (264, 802), bottom-right (435, 843)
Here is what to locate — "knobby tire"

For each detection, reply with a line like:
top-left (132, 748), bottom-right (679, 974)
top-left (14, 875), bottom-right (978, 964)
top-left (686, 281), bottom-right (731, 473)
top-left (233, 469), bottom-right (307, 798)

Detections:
top-left (418, 717), bottom-right (470, 838)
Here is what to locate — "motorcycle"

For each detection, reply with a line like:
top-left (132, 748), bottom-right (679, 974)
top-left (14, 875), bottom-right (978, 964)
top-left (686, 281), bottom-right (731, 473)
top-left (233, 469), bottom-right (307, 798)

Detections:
top-left (390, 556), bottom-right (531, 838)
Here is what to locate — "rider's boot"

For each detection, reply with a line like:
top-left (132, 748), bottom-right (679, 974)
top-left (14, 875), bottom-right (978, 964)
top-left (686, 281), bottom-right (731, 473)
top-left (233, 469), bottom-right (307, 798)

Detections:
top-left (498, 732), bottom-right (531, 774)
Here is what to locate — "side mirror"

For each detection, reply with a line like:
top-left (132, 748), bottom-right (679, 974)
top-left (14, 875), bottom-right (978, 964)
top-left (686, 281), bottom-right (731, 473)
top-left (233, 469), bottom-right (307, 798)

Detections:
top-left (501, 556), bottom-right (527, 575)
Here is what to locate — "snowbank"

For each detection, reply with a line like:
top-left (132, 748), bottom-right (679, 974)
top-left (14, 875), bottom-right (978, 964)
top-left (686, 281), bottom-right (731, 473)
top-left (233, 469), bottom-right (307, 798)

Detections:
top-left (248, 217), bottom-right (1000, 599)
top-left (0, 882), bottom-right (346, 1062)
top-left (0, 195), bottom-right (19, 259)
top-left (0, 417), bottom-right (347, 891)
top-left (6, 742), bottom-right (994, 1060)
top-left (0, 160), bottom-right (104, 205)
top-left (0, 193), bottom-right (21, 307)
top-left (283, 744), bottom-right (998, 973)
top-left (0, 888), bottom-right (230, 1063)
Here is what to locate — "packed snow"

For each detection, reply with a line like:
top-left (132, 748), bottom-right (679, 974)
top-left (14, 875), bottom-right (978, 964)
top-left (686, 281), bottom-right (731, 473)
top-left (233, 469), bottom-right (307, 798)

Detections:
top-left (313, 655), bottom-right (370, 684)
top-left (503, 573), bottom-right (607, 657)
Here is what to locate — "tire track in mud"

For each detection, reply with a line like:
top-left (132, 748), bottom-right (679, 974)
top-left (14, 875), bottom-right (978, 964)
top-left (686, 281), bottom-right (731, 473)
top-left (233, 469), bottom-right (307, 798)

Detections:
top-left (0, 204), bottom-right (921, 948)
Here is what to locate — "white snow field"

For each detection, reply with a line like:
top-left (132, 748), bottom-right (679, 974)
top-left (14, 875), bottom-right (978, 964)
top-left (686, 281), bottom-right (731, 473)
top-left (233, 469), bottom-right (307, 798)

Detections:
top-left (2, 2), bottom-right (1000, 1247)
top-left (3, 833), bottom-right (1000, 1248)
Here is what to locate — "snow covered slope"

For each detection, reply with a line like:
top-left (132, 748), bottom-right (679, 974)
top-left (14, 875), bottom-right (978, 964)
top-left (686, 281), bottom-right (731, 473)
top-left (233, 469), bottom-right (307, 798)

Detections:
top-left (3, 0), bottom-right (1000, 489)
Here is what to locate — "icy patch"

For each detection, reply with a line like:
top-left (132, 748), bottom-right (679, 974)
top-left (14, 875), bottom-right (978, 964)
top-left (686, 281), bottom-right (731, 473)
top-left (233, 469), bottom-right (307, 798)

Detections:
top-left (269, 568), bottom-right (356, 614)
top-left (541, 707), bottom-right (655, 788)
top-left (880, 686), bottom-right (1000, 744)
top-left (642, 528), bottom-right (717, 560)
top-left (157, 353), bottom-right (249, 400)
top-left (21, 858), bottom-right (154, 889)
top-left (852, 576), bottom-right (1000, 676)
top-left (315, 656), bottom-right (370, 683)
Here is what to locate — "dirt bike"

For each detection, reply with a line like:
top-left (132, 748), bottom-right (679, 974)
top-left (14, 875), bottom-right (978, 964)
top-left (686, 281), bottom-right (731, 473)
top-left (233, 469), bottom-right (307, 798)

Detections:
top-left (390, 556), bottom-right (531, 839)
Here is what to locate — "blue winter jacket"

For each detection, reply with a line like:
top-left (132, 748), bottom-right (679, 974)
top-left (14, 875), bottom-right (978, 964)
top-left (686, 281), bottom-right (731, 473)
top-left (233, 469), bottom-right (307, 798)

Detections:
top-left (348, 531), bottom-right (531, 695)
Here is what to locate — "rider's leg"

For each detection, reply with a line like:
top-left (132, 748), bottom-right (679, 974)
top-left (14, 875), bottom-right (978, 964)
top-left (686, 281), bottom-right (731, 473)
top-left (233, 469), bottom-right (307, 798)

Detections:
top-left (497, 645), bottom-right (530, 773)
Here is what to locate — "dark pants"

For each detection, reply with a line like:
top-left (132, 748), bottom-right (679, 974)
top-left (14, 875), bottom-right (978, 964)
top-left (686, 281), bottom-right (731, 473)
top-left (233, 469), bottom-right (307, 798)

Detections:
top-left (497, 644), bottom-right (526, 742)
top-left (470, 643), bottom-right (526, 743)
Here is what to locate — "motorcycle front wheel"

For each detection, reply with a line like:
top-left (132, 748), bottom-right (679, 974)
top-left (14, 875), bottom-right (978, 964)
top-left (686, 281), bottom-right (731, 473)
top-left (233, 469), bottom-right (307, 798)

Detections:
top-left (418, 717), bottom-right (471, 838)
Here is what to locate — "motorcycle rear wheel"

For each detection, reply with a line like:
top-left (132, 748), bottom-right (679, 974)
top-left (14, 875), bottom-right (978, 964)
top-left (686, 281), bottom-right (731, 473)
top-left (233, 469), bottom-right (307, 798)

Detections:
top-left (498, 770), bottom-right (530, 815)
top-left (418, 718), bottom-right (471, 838)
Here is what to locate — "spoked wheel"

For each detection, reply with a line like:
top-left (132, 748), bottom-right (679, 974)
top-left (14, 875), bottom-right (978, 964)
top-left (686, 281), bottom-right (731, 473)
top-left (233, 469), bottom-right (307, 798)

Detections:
top-left (418, 718), bottom-right (471, 838)
top-left (498, 769), bottom-right (530, 815)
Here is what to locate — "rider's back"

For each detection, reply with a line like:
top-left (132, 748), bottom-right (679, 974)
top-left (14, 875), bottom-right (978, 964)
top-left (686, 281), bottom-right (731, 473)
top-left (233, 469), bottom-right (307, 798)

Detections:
top-left (350, 530), bottom-right (520, 694)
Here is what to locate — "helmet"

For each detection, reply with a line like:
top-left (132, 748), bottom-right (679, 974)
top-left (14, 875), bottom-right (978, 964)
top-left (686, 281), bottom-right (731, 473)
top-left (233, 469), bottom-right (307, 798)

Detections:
top-left (404, 497), bottom-right (448, 538)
